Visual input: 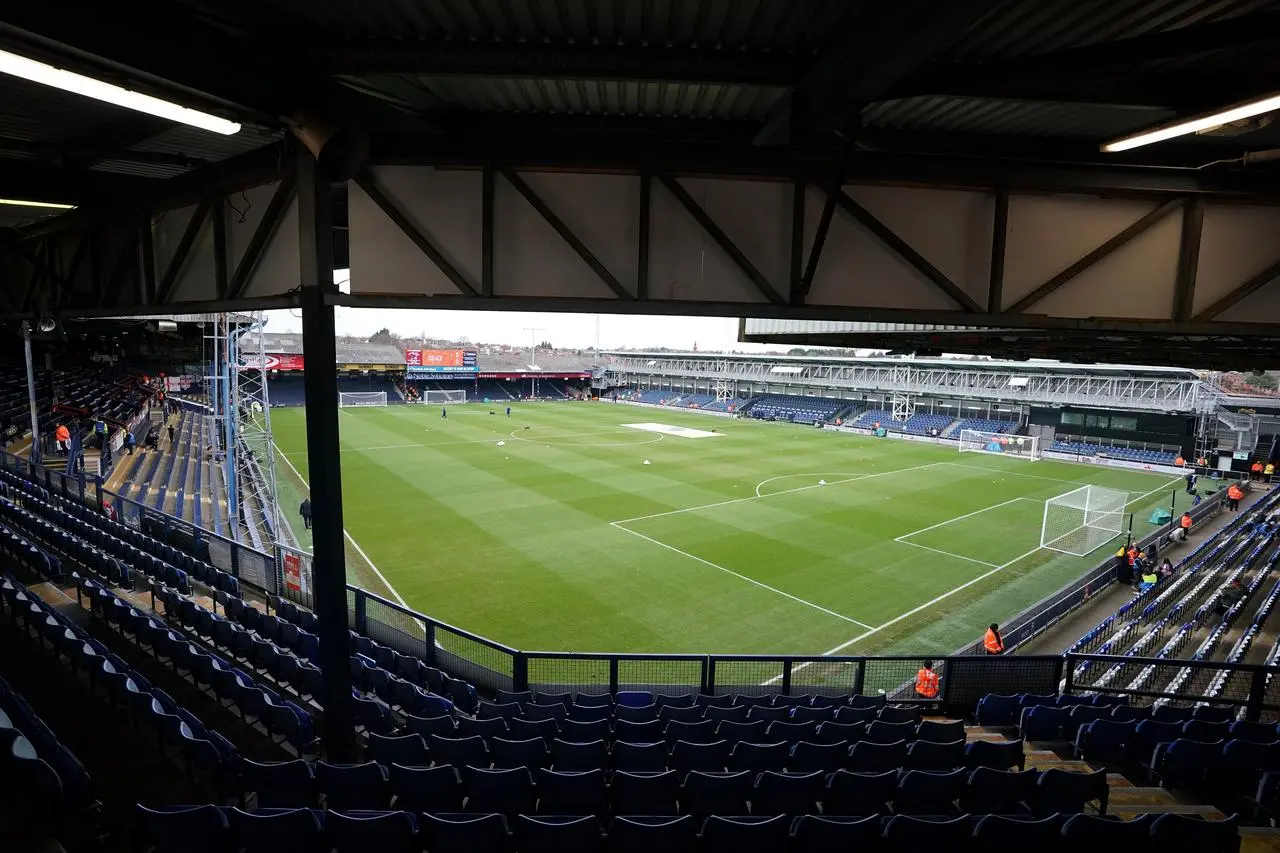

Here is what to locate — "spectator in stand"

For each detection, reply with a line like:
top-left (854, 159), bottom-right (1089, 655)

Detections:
top-left (299, 498), bottom-right (312, 530)
top-left (1159, 558), bottom-right (1175, 579)
top-left (145, 427), bottom-right (159, 451)
top-left (54, 423), bottom-right (70, 453)
top-left (1138, 567), bottom-right (1159, 592)
top-left (1216, 580), bottom-right (1246, 615)
top-left (124, 431), bottom-right (136, 455)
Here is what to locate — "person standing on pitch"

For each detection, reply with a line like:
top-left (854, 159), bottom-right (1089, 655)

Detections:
top-left (506, 406), bottom-right (511, 417)
top-left (299, 497), bottom-right (312, 530)
top-left (441, 407), bottom-right (447, 420)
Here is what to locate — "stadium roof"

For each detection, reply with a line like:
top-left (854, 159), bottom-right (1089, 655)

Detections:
top-left (2, 0), bottom-right (1279, 230)
top-left (603, 351), bottom-right (1202, 380)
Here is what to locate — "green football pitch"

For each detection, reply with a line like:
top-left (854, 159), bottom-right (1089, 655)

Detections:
top-left (269, 402), bottom-right (1189, 657)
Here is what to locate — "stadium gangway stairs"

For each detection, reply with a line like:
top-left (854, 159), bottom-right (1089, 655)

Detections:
top-left (149, 410), bottom-right (187, 511)
top-left (172, 412), bottom-right (197, 522)
top-left (192, 415), bottom-right (203, 531)
top-left (1071, 525), bottom-right (1273, 684)
top-left (1124, 623), bottom-right (1196, 696)
top-left (1067, 497), bottom-right (1272, 657)
top-left (1205, 571), bottom-right (1280, 702)
top-left (1158, 548), bottom-right (1280, 706)
top-left (1092, 619), bottom-right (1172, 692)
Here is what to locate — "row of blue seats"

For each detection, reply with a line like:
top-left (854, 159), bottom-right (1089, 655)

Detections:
top-left (138, 808), bottom-right (1240, 853)
top-left (1051, 441), bottom-right (1177, 465)
top-left (0, 670), bottom-right (98, 834)
top-left (356, 726), bottom-right (1016, 774)
top-left (476, 699), bottom-right (926, 728)
top-left (1074, 718), bottom-right (1280, 788)
top-left (495, 688), bottom-right (898, 711)
top-left (414, 717), bottom-right (968, 753)
top-left (1, 573), bottom-right (200, 817)
top-left (78, 576), bottom-right (316, 762)
top-left (0, 497), bottom-right (131, 590)
top-left (352, 731), bottom-right (1008, 777)
top-left (164, 579), bottom-right (474, 742)
top-left (230, 758), bottom-right (1104, 819)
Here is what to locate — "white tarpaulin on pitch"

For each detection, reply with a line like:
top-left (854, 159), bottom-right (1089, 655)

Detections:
top-left (622, 423), bottom-right (724, 439)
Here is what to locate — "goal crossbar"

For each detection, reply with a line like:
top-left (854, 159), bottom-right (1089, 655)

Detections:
top-left (1041, 484), bottom-right (1127, 557)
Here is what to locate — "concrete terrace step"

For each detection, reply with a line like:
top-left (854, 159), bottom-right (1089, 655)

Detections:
top-left (1111, 803), bottom-right (1228, 819)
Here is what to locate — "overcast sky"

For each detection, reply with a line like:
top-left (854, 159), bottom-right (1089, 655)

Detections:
top-left (262, 269), bottom-right (784, 351)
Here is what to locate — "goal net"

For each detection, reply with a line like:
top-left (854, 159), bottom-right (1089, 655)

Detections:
top-left (338, 391), bottom-right (387, 407)
top-left (958, 429), bottom-right (1040, 461)
top-left (1041, 485), bottom-right (1127, 557)
top-left (422, 389), bottom-right (467, 404)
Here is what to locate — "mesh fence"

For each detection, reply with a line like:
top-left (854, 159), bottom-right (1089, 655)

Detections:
top-left (527, 657), bottom-right (612, 696)
top-left (944, 655), bottom-right (1063, 707)
top-left (862, 657), bottom-right (939, 701)
top-left (432, 622), bottom-right (515, 693)
top-left (789, 658), bottom-right (863, 697)
top-left (709, 658), bottom-right (785, 698)
top-left (618, 657), bottom-right (705, 694)
top-left (365, 594), bottom-right (429, 656)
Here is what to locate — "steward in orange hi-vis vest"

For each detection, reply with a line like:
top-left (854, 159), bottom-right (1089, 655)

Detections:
top-left (915, 661), bottom-right (940, 699)
top-left (983, 625), bottom-right (1005, 655)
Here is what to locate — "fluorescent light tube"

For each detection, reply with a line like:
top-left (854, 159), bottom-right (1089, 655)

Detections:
top-left (0, 198), bottom-right (76, 209)
top-left (1102, 92), bottom-right (1280, 152)
top-left (0, 49), bottom-right (241, 135)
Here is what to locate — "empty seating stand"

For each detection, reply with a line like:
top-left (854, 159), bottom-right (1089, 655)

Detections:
top-left (746, 394), bottom-right (847, 424)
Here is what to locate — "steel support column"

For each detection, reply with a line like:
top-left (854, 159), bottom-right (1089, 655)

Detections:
top-left (297, 147), bottom-right (357, 761)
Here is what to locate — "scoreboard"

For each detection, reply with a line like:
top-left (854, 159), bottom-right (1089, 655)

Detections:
top-left (406, 349), bottom-right (478, 374)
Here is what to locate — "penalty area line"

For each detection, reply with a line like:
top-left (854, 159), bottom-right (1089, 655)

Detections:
top-left (760, 542), bottom-right (1043, 685)
top-left (610, 522), bottom-right (874, 631)
top-left (272, 439), bottom-right (410, 609)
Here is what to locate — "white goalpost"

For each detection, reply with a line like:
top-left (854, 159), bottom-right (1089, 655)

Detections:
top-left (338, 391), bottom-right (388, 408)
top-left (1041, 484), bottom-right (1128, 557)
top-left (421, 389), bottom-right (468, 404)
top-left (958, 429), bottom-right (1041, 461)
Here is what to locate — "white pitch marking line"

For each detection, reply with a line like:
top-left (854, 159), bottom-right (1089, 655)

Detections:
top-left (613, 462), bottom-right (946, 526)
top-left (271, 439), bottom-right (409, 609)
top-left (610, 522), bottom-right (875, 631)
top-left (760, 543), bottom-right (1045, 685)
top-left (893, 496), bottom-right (1030, 542)
top-left (895, 540), bottom-right (1000, 568)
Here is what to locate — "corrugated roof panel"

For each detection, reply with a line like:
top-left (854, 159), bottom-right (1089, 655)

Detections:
top-left (264, 0), bottom-right (846, 51)
top-left (0, 76), bottom-right (135, 144)
top-left (90, 159), bottom-right (189, 179)
top-left (944, 0), bottom-right (1274, 61)
top-left (862, 96), bottom-right (1176, 138)
top-left (128, 125), bottom-right (283, 163)
top-left (406, 76), bottom-right (784, 119)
